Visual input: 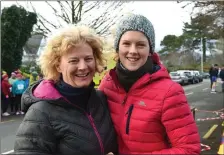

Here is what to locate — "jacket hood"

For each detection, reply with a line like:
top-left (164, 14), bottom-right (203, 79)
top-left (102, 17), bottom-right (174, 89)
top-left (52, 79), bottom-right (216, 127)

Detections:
top-left (106, 53), bottom-right (170, 91)
top-left (21, 80), bottom-right (65, 112)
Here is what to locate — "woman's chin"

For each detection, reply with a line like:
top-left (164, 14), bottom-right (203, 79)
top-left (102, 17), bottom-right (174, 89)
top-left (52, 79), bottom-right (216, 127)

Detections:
top-left (76, 80), bottom-right (92, 88)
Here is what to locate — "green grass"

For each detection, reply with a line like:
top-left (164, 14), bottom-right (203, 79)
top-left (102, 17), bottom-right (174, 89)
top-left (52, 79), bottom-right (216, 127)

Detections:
top-left (93, 59), bottom-right (116, 87)
top-left (107, 59), bottom-right (116, 70)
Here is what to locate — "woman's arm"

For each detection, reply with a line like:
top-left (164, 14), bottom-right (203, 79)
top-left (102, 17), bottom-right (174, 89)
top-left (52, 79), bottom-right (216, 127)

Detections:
top-left (151, 83), bottom-right (201, 154)
top-left (14, 104), bottom-right (56, 155)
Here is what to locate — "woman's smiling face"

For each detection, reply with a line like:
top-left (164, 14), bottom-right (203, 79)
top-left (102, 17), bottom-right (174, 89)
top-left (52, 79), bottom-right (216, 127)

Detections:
top-left (118, 31), bottom-right (151, 71)
top-left (57, 43), bottom-right (96, 87)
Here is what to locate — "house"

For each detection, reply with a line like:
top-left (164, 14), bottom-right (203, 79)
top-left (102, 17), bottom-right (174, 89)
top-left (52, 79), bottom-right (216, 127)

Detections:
top-left (22, 34), bottom-right (46, 65)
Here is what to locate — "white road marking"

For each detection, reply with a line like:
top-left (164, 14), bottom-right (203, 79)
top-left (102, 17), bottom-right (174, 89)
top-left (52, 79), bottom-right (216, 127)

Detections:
top-left (2, 150), bottom-right (14, 154)
top-left (186, 92), bottom-right (194, 96)
top-left (203, 88), bottom-right (209, 91)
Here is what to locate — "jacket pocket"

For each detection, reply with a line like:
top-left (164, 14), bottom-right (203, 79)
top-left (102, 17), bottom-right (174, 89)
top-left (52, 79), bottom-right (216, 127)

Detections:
top-left (126, 104), bottom-right (134, 134)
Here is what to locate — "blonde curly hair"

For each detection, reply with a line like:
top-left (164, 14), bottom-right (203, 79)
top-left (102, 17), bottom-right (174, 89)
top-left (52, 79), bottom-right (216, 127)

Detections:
top-left (39, 25), bottom-right (105, 82)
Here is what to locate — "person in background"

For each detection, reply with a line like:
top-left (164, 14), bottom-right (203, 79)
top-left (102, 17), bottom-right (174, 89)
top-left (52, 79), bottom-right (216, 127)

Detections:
top-left (209, 65), bottom-right (214, 89)
top-left (12, 73), bottom-right (26, 115)
top-left (1, 74), bottom-right (11, 116)
top-left (8, 72), bottom-right (17, 113)
top-left (210, 64), bottom-right (219, 93)
top-left (37, 73), bottom-right (44, 81)
top-left (99, 14), bottom-right (201, 154)
top-left (219, 66), bottom-right (224, 92)
top-left (9, 72), bottom-right (17, 85)
top-left (14, 25), bottom-right (117, 155)
top-left (22, 74), bottom-right (30, 90)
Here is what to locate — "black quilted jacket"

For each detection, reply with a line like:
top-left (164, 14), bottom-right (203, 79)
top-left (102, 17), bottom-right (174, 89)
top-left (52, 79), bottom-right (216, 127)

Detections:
top-left (14, 82), bottom-right (118, 155)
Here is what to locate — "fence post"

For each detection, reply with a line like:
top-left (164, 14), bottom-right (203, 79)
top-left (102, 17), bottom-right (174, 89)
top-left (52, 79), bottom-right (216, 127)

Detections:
top-left (190, 106), bottom-right (196, 120)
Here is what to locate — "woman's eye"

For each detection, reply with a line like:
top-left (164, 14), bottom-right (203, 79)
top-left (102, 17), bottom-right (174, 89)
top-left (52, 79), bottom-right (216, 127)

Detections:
top-left (86, 58), bottom-right (93, 62)
top-left (123, 42), bottom-right (130, 45)
top-left (138, 44), bottom-right (145, 47)
top-left (69, 60), bottom-right (78, 63)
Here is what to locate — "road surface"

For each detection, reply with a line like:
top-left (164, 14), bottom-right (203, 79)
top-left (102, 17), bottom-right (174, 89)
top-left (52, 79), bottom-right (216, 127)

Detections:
top-left (1, 79), bottom-right (223, 154)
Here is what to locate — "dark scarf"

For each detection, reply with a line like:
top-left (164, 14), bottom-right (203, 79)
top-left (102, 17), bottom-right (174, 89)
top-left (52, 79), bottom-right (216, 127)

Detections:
top-left (115, 57), bottom-right (154, 92)
top-left (55, 78), bottom-right (94, 110)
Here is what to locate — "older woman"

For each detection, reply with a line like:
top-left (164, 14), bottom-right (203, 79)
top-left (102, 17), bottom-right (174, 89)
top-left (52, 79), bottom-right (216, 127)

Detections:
top-left (99, 14), bottom-right (201, 154)
top-left (14, 26), bottom-right (117, 155)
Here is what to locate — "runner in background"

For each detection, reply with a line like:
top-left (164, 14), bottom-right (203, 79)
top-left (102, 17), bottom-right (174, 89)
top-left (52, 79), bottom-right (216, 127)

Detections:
top-left (210, 64), bottom-right (219, 93)
top-left (8, 72), bottom-right (17, 113)
top-left (12, 73), bottom-right (26, 115)
top-left (209, 65), bottom-right (214, 89)
top-left (1, 74), bottom-right (11, 116)
top-left (219, 66), bottom-right (224, 92)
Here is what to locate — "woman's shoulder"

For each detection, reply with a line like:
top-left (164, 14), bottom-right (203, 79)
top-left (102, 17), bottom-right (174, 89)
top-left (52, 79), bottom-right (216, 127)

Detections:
top-left (26, 100), bottom-right (54, 114)
top-left (99, 69), bottom-right (117, 89)
top-left (93, 89), bottom-right (109, 108)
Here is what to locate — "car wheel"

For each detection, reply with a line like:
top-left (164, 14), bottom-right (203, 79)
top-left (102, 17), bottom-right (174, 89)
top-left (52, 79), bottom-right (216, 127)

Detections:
top-left (193, 79), bottom-right (196, 84)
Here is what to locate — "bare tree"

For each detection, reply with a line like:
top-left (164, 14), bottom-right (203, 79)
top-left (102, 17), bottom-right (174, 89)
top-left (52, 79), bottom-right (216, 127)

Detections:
top-left (18, 1), bottom-right (132, 37)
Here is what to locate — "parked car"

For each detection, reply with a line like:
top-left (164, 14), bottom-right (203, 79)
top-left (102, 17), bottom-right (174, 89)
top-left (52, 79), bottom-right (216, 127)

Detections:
top-left (192, 70), bottom-right (203, 82)
top-left (201, 72), bottom-right (210, 79)
top-left (169, 72), bottom-right (189, 85)
top-left (176, 70), bottom-right (198, 84)
top-left (198, 73), bottom-right (203, 82)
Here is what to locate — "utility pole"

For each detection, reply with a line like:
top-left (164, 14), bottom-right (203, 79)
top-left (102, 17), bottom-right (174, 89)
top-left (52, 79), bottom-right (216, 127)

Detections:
top-left (201, 37), bottom-right (204, 73)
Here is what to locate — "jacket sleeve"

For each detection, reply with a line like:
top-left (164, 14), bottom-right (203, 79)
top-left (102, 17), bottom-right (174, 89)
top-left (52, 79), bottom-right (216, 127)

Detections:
top-left (151, 83), bottom-right (201, 154)
top-left (14, 105), bottom-right (56, 155)
top-left (2, 82), bottom-right (11, 96)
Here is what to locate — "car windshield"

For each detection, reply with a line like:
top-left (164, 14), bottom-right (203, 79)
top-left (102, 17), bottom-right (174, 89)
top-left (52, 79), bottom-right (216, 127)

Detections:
top-left (184, 72), bottom-right (191, 76)
top-left (170, 72), bottom-right (179, 76)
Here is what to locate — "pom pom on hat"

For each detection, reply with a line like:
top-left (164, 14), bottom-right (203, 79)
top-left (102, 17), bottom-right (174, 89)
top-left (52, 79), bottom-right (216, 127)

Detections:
top-left (11, 72), bottom-right (16, 76)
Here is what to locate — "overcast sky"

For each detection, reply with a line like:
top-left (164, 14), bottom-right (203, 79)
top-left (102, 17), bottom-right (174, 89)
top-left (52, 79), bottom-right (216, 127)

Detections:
top-left (1, 1), bottom-right (193, 51)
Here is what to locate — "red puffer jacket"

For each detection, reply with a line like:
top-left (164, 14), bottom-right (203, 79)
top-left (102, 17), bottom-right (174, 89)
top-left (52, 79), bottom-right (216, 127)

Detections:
top-left (99, 54), bottom-right (201, 154)
top-left (1, 80), bottom-right (11, 97)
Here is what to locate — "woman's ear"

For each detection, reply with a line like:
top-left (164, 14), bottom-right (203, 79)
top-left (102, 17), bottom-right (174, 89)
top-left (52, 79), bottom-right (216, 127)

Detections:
top-left (56, 64), bottom-right (62, 73)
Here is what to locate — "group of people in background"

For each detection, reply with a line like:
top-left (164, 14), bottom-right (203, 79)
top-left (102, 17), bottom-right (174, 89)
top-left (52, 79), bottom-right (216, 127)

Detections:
top-left (1, 70), bottom-right (28, 116)
top-left (209, 64), bottom-right (224, 93)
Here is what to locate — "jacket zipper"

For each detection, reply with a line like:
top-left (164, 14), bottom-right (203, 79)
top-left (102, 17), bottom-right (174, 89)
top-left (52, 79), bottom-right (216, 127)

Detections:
top-left (87, 114), bottom-right (104, 155)
top-left (62, 97), bottom-right (104, 155)
top-left (125, 104), bottom-right (134, 134)
top-left (122, 94), bottom-right (128, 105)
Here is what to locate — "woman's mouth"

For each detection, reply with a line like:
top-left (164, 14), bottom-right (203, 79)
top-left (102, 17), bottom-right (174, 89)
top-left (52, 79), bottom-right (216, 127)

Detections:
top-left (127, 57), bottom-right (140, 62)
top-left (75, 73), bottom-right (89, 77)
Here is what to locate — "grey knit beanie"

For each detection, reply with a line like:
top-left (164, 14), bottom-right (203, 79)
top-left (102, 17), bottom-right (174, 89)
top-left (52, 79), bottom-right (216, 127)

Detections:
top-left (114, 14), bottom-right (155, 53)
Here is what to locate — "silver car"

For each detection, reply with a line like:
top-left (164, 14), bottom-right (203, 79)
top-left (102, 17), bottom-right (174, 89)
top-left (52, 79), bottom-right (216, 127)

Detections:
top-left (169, 72), bottom-right (189, 85)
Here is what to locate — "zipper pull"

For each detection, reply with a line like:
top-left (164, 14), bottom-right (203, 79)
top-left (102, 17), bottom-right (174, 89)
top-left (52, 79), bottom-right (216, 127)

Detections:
top-left (122, 95), bottom-right (128, 105)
